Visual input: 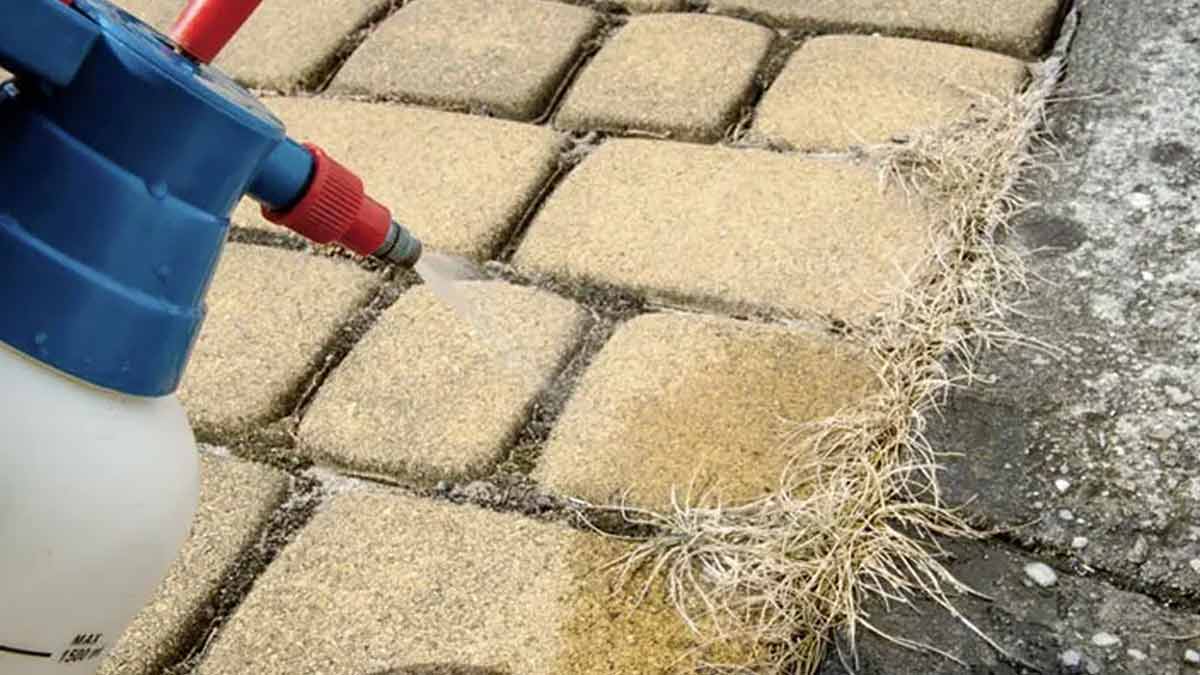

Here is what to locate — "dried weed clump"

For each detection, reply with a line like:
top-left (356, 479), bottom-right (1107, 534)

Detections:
top-left (581, 53), bottom-right (1068, 674)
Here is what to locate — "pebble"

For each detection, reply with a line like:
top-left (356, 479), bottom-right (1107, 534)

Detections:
top-left (1127, 536), bottom-right (1149, 564)
top-left (1190, 559), bottom-right (1200, 575)
top-left (1185, 649), bottom-right (1200, 664)
top-left (1024, 562), bottom-right (1059, 588)
top-left (1060, 509), bottom-right (1076, 521)
top-left (1127, 649), bottom-right (1147, 661)
top-left (1092, 632), bottom-right (1121, 647)
top-left (1149, 426), bottom-right (1176, 441)
top-left (1056, 479), bottom-right (1072, 492)
top-left (1072, 536), bottom-right (1090, 549)
top-left (1060, 649), bottom-right (1083, 668)
top-left (1165, 385), bottom-right (1194, 406)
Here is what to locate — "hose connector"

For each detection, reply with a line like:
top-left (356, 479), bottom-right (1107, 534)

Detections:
top-left (374, 220), bottom-right (423, 267)
top-left (259, 143), bottom-right (422, 268)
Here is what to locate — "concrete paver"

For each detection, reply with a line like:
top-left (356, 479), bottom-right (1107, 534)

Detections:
top-left (513, 138), bottom-right (930, 320)
top-left (194, 492), bottom-right (743, 674)
top-left (752, 35), bottom-right (1028, 151)
top-left (534, 312), bottom-right (881, 510)
top-left (179, 244), bottom-right (378, 439)
top-left (556, 14), bottom-right (775, 142)
top-left (232, 98), bottom-right (564, 260)
top-left (99, 453), bottom-right (289, 675)
top-left (706, 0), bottom-right (1064, 59)
top-left (935, 0), bottom-right (1200, 604)
top-left (299, 282), bottom-right (588, 484)
top-left (331, 0), bottom-right (602, 120)
top-left (117, 0), bottom-right (391, 90)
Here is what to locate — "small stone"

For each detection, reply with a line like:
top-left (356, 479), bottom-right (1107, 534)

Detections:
top-left (1149, 426), bottom-right (1176, 441)
top-left (1056, 479), bottom-right (1072, 492)
top-left (1127, 649), bottom-right (1147, 661)
top-left (1072, 536), bottom-right (1090, 550)
top-left (1092, 632), bottom-right (1121, 647)
top-left (1190, 559), bottom-right (1200, 575)
top-left (1165, 385), bottom-right (1194, 406)
top-left (1024, 562), bottom-right (1058, 588)
top-left (1060, 649), bottom-right (1083, 668)
top-left (1184, 649), bottom-right (1200, 664)
top-left (1059, 509), bottom-right (1075, 521)
top-left (1086, 661), bottom-right (1101, 675)
top-left (1127, 536), bottom-right (1149, 564)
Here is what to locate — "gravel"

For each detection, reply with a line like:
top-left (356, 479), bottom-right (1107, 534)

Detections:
top-left (1091, 632), bottom-right (1121, 648)
top-left (1023, 562), bottom-right (1059, 588)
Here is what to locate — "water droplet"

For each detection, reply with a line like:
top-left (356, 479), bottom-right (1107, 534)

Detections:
top-left (33, 332), bottom-right (47, 345)
top-left (156, 264), bottom-right (172, 281)
top-left (147, 180), bottom-right (168, 199)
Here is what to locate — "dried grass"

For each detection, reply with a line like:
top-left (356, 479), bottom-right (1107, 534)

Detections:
top-left (577, 53), bottom-right (1069, 674)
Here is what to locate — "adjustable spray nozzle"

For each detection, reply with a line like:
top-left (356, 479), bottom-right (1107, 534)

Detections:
top-left (249, 141), bottom-right (423, 268)
top-left (168, 0), bottom-right (424, 268)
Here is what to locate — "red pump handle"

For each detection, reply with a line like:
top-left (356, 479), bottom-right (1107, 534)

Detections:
top-left (170, 0), bottom-right (263, 63)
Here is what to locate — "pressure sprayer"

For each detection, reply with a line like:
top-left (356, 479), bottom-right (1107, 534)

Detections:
top-left (0, 0), bottom-right (423, 671)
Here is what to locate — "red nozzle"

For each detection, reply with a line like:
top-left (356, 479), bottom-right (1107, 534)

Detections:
top-left (170, 0), bottom-right (263, 63)
top-left (261, 144), bottom-right (392, 257)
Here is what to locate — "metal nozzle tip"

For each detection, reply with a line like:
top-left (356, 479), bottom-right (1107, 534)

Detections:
top-left (373, 221), bottom-right (423, 268)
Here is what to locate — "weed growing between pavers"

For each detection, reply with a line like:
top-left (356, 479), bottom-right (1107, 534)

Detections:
top-left (578, 55), bottom-right (1068, 674)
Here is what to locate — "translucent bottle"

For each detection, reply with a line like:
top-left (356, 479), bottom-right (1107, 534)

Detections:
top-left (0, 345), bottom-right (199, 674)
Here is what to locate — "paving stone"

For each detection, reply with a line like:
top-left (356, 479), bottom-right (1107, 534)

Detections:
top-left (534, 312), bottom-right (880, 510)
top-left (99, 452), bottom-right (289, 675)
top-left (299, 282), bottom-right (587, 483)
top-left (232, 97), bottom-right (564, 260)
top-left (933, 0), bottom-right (1200, 604)
top-left (194, 492), bottom-right (747, 674)
top-left (118, 0), bottom-right (391, 90)
top-left (752, 35), bottom-right (1028, 151)
top-left (179, 244), bottom-right (378, 438)
top-left (331, 0), bottom-right (602, 120)
top-left (513, 139), bottom-right (930, 320)
top-left (556, 14), bottom-right (774, 142)
top-left (707, 0), bottom-right (1063, 59)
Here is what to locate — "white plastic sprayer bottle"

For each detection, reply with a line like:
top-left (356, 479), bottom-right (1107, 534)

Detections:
top-left (0, 345), bottom-right (200, 674)
top-left (1, 0), bottom-right (425, 670)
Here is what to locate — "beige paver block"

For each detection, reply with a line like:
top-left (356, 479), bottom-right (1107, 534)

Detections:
top-left (707, 0), bottom-right (1062, 59)
top-left (753, 35), bottom-right (1028, 151)
top-left (513, 139), bottom-right (930, 319)
top-left (534, 313), bottom-right (879, 509)
top-left (556, 14), bottom-right (774, 142)
top-left (179, 244), bottom-right (378, 437)
top-left (300, 282), bottom-right (586, 483)
top-left (195, 492), bottom-right (747, 674)
top-left (232, 98), bottom-right (564, 260)
top-left (332, 0), bottom-right (602, 120)
top-left (118, 0), bottom-right (391, 90)
top-left (99, 453), bottom-right (288, 675)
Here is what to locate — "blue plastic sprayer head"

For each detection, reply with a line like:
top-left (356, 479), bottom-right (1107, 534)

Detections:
top-left (0, 0), bottom-right (423, 397)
